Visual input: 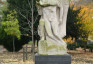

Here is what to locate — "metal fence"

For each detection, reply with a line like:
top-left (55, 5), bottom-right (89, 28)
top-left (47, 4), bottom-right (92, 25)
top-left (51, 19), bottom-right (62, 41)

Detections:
top-left (23, 45), bottom-right (37, 61)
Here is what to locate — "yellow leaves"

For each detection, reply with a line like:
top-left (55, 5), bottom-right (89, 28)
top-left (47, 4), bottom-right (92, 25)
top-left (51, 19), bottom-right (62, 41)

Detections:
top-left (80, 7), bottom-right (88, 12)
top-left (78, 7), bottom-right (89, 18)
top-left (63, 37), bottom-right (75, 44)
top-left (78, 5), bottom-right (93, 36)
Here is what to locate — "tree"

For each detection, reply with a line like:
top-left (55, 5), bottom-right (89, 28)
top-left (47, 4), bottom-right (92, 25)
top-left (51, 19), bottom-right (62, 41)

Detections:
top-left (1, 10), bottom-right (22, 52)
top-left (77, 6), bottom-right (93, 52)
top-left (6, 0), bottom-right (40, 41)
top-left (1, 10), bottom-right (21, 39)
top-left (1, 0), bottom-right (40, 54)
top-left (66, 5), bottom-right (81, 40)
top-left (79, 7), bottom-right (93, 37)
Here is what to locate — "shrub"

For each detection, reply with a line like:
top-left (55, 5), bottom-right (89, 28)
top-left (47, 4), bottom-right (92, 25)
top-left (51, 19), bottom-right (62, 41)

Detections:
top-left (3, 35), bottom-right (29, 52)
top-left (67, 43), bottom-right (78, 50)
top-left (87, 44), bottom-right (93, 52)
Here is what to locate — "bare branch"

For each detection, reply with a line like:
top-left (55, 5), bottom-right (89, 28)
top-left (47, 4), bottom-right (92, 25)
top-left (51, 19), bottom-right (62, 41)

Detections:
top-left (17, 10), bottom-right (32, 29)
top-left (34, 14), bottom-right (39, 24)
top-left (28, 0), bottom-right (32, 13)
top-left (20, 26), bottom-right (32, 34)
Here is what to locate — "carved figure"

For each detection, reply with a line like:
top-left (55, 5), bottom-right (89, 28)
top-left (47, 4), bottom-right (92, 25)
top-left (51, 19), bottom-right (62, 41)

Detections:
top-left (37, 0), bottom-right (70, 55)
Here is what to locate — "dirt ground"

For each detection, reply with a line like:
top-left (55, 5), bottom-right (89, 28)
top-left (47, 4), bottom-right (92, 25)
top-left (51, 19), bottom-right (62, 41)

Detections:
top-left (68, 50), bottom-right (93, 64)
top-left (0, 50), bottom-right (93, 64)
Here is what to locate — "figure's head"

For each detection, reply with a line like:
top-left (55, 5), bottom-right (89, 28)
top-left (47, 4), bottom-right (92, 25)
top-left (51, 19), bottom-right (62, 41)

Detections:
top-left (36, 0), bottom-right (57, 6)
top-left (36, 0), bottom-right (70, 7)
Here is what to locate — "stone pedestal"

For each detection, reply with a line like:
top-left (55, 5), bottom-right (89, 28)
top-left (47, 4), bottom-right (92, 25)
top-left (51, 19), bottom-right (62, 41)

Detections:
top-left (35, 54), bottom-right (71, 64)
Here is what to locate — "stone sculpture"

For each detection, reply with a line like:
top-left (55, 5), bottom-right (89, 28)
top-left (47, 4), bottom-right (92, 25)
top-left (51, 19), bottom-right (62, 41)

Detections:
top-left (36, 0), bottom-right (70, 55)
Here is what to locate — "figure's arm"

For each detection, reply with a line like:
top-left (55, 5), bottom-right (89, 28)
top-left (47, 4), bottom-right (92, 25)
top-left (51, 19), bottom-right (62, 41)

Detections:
top-left (36, 5), bottom-right (43, 15)
top-left (59, 6), bottom-right (63, 24)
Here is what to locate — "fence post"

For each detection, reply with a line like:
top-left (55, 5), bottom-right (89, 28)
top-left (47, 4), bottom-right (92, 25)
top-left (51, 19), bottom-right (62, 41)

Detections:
top-left (23, 47), bottom-right (25, 62)
top-left (26, 44), bottom-right (28, 60)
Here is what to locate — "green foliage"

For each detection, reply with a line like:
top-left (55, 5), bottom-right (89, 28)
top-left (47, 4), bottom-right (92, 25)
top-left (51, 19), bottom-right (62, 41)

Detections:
top-left (0, 0), bottom-right (8, 15)
top-left (66, 6), bottom-right (81, 39)
top-left (0, 0), bottom-right (40, 52)
top-left (1, 10), bottom-right (21, 39)
top-left (77, 40), bottom-right (84, 48)
top-left (87, 44), bottom-right (93, 49)
top-left (0, 25), bottom-right (30, 51)
top-left (28, 41), bottom-right (37, 45)
top-left (0, 26), bottom-right (5, 45)
top-left (67, 39), bottom-right (86, 50)
top-left (6, 0), bottom-right (40, 39)
top-left (3, 35), bottom-right (30, 52)
top-left (67, 43), bottom-right (79, 50)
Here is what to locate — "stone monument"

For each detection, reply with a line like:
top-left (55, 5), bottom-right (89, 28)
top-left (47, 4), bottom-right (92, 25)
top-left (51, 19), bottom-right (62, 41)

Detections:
top-left (35, 0), bottom-right (71, 64)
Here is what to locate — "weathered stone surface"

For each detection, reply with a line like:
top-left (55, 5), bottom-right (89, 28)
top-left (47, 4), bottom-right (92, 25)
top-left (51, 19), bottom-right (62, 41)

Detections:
top-left (38, 40), bottom-right (67, 55)
top-left (37, 0), bottom-right (69, 55)
top-left (35, 54), bottom-right (71, 64)
top-left (37, 0), bottom-right (69, 7)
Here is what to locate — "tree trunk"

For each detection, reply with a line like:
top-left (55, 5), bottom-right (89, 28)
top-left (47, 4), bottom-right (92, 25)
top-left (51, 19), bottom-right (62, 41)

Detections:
top-left (84, 41), bottom-right (87, 52)
top-left (13, 36), bottom-right (15, 52)
top-left (83, 36), bottom-right (88, 52)
top-left (74, 38), bottom-right (77, 50)
top-left (31, 38), bottom-right (35, 53)
top-left (31, 38), bottom-right (35, 60)
top-left (90, 49), bottom-right (93, 52)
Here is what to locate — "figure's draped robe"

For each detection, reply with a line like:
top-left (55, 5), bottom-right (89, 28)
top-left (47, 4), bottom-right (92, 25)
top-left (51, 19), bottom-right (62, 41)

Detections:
top-left (37, 0), bottom-right (69, 55)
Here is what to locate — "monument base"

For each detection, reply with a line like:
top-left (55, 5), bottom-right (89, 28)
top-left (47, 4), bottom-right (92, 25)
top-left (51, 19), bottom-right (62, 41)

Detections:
top-left (35, 54), bottom-right (71, 64)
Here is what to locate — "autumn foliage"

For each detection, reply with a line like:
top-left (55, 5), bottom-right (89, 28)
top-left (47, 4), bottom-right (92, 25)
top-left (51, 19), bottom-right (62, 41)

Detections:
top-left (78, 5), bottom-right (93, 40)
